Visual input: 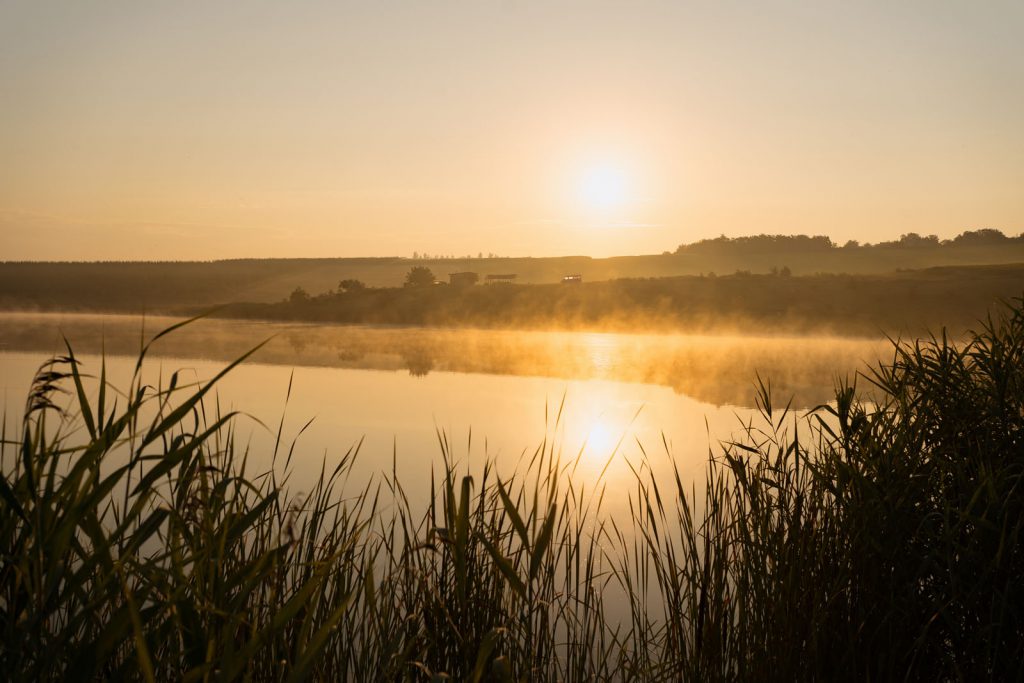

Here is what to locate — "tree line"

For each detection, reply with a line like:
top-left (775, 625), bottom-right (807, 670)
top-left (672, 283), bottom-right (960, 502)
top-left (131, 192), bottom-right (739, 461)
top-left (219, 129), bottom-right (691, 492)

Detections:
top-left (250, 263), bottom-right (1024, 337)
top-left (675, 228), bottom-right (1023, 254)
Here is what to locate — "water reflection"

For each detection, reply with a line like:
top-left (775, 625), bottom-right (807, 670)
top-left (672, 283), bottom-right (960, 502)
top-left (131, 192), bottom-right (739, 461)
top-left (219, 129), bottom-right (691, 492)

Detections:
top-left (401, 347), bottom-right (435, 377)
top-left (0, 311), bottom-right (894, 528)
top-left (0, 350), bottom-right (718, 526)
top-left (0, 312), bottom-right (887, 409)
top-left (584, 421), bottom-right (617, 456)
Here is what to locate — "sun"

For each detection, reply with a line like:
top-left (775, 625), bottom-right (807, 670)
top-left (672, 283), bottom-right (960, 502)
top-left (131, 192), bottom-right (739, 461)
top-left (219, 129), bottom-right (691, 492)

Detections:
top-left (577, 163), bottom-right (630, 214)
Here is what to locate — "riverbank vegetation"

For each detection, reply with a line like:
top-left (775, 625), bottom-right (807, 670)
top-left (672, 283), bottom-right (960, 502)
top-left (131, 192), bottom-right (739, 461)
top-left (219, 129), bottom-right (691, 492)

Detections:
top-left (2, 229), bottom-right (1023, 312)
top-left (221, 264), bottom-right (1024, 337)
top-left (2, 298), bottom-right (1022, 680)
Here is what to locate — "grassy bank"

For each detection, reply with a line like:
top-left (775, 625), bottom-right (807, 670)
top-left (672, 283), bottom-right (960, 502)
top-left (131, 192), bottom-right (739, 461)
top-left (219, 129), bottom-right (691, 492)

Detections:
top-left (2, 300), bottom-right (1022, 680)
top-left (221, 265), bottom-right (1024, 337)
top-left (3, 231), bottom-right (1024, 312)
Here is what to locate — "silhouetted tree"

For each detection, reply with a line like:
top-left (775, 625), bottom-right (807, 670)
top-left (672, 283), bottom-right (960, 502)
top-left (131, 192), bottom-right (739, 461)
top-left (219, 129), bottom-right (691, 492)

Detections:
top-left (289, 287), bottom-right (310, 304)
top-left (404, 266), bottom-right (436, 287)
top-left (892, 232), bottom-right (941, 248)
top-left (676, 233), bottom-right (834, 254)
top-left (951, 229), bottom-right (1010, 245)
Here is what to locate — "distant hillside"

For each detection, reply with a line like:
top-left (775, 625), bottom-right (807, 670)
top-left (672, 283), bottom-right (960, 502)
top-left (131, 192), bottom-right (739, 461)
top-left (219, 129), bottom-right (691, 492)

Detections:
top-left (216, 263), bottom-right (1024, 338)
top-left (672, 229), bottom-right (1024, 274)
top-left (1, 229), bottom-right (1022, 312)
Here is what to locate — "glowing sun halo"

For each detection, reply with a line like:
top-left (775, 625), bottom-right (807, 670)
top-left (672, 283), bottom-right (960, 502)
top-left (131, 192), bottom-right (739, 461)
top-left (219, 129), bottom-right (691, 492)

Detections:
top-left (578, 163), bottom-right (630, 213)
top-left (585, 421), bottom-right (616, 454)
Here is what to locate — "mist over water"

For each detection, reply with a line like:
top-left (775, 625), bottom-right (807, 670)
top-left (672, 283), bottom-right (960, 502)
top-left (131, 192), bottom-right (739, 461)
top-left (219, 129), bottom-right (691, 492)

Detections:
top-left (0, 312), bottom-right (887, 408)
top-left (0, 312), bottom-right (887, 516)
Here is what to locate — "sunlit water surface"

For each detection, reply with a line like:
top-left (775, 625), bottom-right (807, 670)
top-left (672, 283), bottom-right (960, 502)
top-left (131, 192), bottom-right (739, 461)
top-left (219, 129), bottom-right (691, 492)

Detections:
top-left (0, 313), bottom-right (888, 517)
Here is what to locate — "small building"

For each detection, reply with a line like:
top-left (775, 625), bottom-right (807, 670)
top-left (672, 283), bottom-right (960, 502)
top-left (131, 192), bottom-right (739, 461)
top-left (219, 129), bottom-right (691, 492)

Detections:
top-left (561, 274), bottom-right (582, 284)
top-left (485, 273), bottom-right (517, 284)
top-left (449, 271), bottom-right (479, 287)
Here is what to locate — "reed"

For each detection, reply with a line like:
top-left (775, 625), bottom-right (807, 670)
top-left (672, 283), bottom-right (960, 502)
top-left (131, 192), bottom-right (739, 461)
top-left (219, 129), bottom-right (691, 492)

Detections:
top-left (2, 299), bottom-right (1022, 680)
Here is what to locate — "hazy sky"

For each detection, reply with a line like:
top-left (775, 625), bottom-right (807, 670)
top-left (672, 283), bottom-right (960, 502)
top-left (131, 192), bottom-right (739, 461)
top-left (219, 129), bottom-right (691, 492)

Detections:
top-left (2, 1), bottom-right (1022, 260)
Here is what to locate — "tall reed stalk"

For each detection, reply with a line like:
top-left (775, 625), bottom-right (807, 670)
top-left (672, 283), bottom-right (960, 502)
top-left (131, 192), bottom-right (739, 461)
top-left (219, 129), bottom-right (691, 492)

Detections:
top-left (2, 299), bottom-right (1022, 680)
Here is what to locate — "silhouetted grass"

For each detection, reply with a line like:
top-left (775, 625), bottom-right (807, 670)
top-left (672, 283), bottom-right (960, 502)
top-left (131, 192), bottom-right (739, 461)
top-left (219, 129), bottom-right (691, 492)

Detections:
top-left (2, 299), bottom-right (1022, 680)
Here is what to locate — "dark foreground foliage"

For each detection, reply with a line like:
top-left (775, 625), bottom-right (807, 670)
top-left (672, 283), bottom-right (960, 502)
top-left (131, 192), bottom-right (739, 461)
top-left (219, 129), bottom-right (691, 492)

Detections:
top-left (1, 299), bottom-right (1022, 680)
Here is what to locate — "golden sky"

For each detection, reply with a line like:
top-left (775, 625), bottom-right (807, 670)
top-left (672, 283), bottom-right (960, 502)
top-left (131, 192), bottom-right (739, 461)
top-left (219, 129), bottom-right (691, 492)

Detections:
top-left (1, 1), bottom-right (1022, 260)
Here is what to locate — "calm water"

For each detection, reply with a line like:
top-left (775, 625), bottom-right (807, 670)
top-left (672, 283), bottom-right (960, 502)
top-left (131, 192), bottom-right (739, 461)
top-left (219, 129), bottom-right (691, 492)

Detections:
top-left (0, 313), bottom-right (886, 512)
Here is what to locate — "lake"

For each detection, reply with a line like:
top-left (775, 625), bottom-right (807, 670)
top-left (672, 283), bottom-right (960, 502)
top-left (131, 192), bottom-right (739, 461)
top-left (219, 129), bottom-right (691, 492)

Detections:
top-left (0, 312), bottom-right (887, 514)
